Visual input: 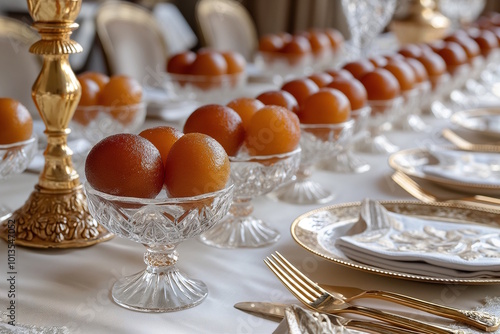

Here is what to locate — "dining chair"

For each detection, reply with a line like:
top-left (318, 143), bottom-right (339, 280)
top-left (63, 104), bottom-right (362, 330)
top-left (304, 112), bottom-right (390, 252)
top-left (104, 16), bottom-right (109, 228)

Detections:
top-left (195, 0), bottom-right (258, 61)
top-left (0, 16), bottom-right (41, 118)
top-left (95, 1), bottom-right (168, 88)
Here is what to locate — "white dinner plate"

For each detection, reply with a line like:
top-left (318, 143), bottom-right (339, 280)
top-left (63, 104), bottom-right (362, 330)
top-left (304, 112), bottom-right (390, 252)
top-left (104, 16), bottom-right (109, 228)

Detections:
top-left (451, 108), bottom-right (500, 140)
top-left (291, 200), bottom-right (500, 284)
top-left (388, 147), bottom-right (500, 196)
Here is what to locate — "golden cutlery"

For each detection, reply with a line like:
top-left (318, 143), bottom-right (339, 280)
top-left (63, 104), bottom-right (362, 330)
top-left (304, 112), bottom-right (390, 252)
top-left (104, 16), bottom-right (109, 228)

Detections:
top-left (265, 252), bottom-right (465, 334)
top-left (234, 301), bottom-right (419, 334)
top-left (442, 128), bottom-right (500, 153)
top-left (391, 171), bottom-right (500, 211)
top-left (320, 284), bottom-right (499, 332)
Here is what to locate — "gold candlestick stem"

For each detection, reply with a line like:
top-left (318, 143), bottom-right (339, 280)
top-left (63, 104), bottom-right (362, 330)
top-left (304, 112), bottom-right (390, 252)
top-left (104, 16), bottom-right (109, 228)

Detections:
top-left (0, 0), bottom-right (112, 248)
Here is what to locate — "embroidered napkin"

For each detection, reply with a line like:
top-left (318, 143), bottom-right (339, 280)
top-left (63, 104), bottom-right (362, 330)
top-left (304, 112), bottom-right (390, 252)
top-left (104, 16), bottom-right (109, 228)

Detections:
top-left (336, 199), bottom-right (500, 278)
top-left (422, 147), bottom-right (500, 186)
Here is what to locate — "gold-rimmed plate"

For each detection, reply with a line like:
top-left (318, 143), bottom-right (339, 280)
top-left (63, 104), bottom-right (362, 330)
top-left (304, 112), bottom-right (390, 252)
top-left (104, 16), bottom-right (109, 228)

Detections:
top-left (291, 200), bottom-right (500, 284)
top-left (389, 147), bottom-right (500, 196)
top-left (451, 108), bottom-right (500, 140)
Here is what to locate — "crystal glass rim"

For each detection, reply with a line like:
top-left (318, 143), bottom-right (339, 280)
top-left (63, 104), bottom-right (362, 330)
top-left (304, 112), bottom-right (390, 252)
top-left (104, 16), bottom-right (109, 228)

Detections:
top-left (256, 50), bottom-right (315, 60)
top-left (351, 105), bottom-right (371, 117)
top-left (0, 136), bottom-right (37, 150)
top-left (367, 96), bottom-right (404, 107)
top-left (84, 181), bottom-right (234, 205)
top-left (164, 71), bottom-right (246, 83)
top-left (75, 102), bottom-right (146, 112)
top-left (229, 147), bottom-right (301, 163)
top-left (300, 119), bottom-right (355, 130)
top-left (402, 87), bottom-right (419, 98)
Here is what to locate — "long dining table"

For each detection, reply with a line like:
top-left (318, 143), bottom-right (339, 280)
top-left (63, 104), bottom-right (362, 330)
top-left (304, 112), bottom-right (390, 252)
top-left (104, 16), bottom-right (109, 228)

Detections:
top-left (1, 81), bottom-right (500, 334)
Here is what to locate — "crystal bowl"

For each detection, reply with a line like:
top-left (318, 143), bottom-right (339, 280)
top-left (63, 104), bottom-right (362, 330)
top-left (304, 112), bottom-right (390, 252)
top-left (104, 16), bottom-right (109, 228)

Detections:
top-left (0, 137), bottom-right (38, 221)
top-left (273, 120), bottom-right (354, 204)
top-left (355, 97), bottom-right (403, 154)
top-left (322, 106), bottom-right (371, 173)
top-left (199, 148), bottom-right (300, 248)
top-left (84, 182), bottom-right (234, 312)
top-left (71, 103), bottom-right (146, 145)
top-left (163, 71), bottom-right (246, 103)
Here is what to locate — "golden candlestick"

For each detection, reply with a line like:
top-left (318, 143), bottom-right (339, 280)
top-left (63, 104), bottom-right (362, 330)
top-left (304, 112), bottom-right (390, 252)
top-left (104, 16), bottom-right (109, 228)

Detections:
top-left (0, 0), bottom-right (112, 248)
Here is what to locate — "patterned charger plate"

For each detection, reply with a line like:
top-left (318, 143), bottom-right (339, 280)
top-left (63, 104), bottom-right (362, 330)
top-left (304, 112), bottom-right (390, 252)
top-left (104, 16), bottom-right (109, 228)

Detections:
top-left (291, 200), bottom-right (500, 284)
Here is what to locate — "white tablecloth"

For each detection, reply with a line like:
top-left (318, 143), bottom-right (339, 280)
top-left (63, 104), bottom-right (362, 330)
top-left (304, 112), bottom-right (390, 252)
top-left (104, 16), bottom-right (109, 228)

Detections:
top-left (1, 100), bottom-right (500, 334)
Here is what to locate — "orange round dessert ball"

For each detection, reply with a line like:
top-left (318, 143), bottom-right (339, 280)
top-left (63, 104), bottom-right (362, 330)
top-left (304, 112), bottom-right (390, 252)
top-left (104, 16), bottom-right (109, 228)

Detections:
top-left (324, 28), bottom-right (344, 50)
top-left (469, 29), bottom-right (499, 58)
top-left (325, 69), bottom-right (354, 80)
top-left (306, 30), bottom-right (331, 55)
top-left (164, 133), bottom-right (230, 197)
top-left (280, 36), bottom-right (312, 54)
top-left (416, 51), bottom-right (447, 77)
top-left (444, 34), bottom-right (481, 63)
top-left (405, 58), bottom-right (429, 83)
top-left (0, 98), bottom-right (33, 145)
top-left (434, 42), bottom-right (468, 73)
top-left (85, 133), bottom-right (164, 198)
top-left (98, 75), bottom-right (142, 106)
top-left (166, 51), bottom-right (197, 74)
top-left (227, 97), bottom-right (265, 131)
top-left (222, 51), bottom-right (246, 74)
top-left (78, 71), bottom-right (109, 90)
top-left (183, 104), bottom-right (245, 156)
top-left (299, 88), bottom-right (351, 124)
top-left (342, 59), bottom-right (375, 79)
top-left (307, 72), bottom-right (333, 88)
top-left (359, 68), bottom-right (401, 101)
top-left (189, 51), bottom-right (228, 76)
top-left (326, 78), bottom-right (367, 110)
top-left (139, 126), bottom-right (183, 167)
top-left (281, 78), bottom-right (319, 107)
top-left (259, 34), bottom-right (284, 52)
top-left (78, 77), bottom-right (100, 106)
top-left (256, 90), bottom-right (299, 114)
top-left (383, 60), bottom-right (416, 91)
top-left (245, 105), bottom-right (300, 156)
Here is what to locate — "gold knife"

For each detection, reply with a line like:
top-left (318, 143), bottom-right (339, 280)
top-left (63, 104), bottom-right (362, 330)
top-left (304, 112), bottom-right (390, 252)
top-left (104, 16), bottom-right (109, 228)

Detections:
top-left (320, 284), bottom-right (500, 332)
top-left (234, 301), bottom-right (420, 334)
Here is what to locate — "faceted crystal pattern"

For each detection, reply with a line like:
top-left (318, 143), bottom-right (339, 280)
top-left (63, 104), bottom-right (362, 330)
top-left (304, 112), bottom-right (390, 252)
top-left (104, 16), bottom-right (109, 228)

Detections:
top-left (229, 148), bottom-right (301, 199)
top-left (71, 103), bottom-right (146, 145)
top-left (84, 184), bottom-right (233, 246)
top-left (299, 121), bottom-right (354, 165)
top-left (0, 137), bottom-right (37, 179)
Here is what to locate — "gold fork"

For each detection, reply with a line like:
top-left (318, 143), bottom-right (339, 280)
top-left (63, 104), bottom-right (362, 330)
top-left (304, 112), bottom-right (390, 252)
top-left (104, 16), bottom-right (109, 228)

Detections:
top-left (265, 252), bottom-right (465, 334)
top-left (391, 171), bottom-right (500, 211)
top-left (442, 128), bottom-right (500, 153)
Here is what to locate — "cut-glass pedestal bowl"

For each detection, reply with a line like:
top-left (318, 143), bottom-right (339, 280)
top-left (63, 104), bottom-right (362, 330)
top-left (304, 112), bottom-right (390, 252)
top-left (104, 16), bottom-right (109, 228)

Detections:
top-left (322, 106), bottom-right (371, 173)
top-left (0, 137), bottom-right (37, 221)
top-left (199, 148), bottom-right (301, 248)
top-left (71, 103), bottom-right (147, 146)
top-left (273, 121), bottom-right (354, 204)
top-left (84, 183), bottom-right (234, 312)
top-left (355, 97), bottom-right (403, 154)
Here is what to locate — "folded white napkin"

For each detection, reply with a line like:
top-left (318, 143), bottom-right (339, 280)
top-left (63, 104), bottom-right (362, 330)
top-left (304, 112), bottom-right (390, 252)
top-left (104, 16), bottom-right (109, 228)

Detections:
top-left (422, 146), bottom-right (500, 186)
top-left (336, 199), bottom-right (500, 278)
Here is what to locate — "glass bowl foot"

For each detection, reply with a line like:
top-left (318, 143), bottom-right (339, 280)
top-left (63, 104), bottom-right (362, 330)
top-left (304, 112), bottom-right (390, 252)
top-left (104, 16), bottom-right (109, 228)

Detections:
top-left (272, 179), bottom-right (335, 204)
top-left (321, 150), bottom-right (370, 174)
top-left (112, 266), bottom-right (207, 312)
top-left (199, 215), bottom-right (280, 248)
top-left (355, 134), bottom-right (399, 154)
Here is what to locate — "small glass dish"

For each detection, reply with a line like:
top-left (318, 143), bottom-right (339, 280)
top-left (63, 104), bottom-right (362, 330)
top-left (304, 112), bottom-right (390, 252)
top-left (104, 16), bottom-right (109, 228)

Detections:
top-left (163, 72), bottom-right (246, 103)
top-left (254, 51), bottom-right (313, 82)
top-left (84, 182), bottom-right (234, 312)
top-left (393, 87), bottom-right (423, 132)
top-left (272, 121), bottom-right (354, 204)
top-left (0, 137), bottom-right (38, 221)
top-left (321, 106), bottom-right (371, 173)
top-left (355, 97), bottom-right (404, 154)
top-left (199, 148), bottom-right (300, 248)
top-left (71, 103), bottom-right (146, 145)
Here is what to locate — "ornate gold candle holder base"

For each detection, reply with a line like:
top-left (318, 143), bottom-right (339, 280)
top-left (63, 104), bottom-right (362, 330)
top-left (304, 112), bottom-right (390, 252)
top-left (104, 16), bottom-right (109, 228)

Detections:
top-left (0, 186), bottom-right (113, 248)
